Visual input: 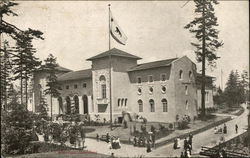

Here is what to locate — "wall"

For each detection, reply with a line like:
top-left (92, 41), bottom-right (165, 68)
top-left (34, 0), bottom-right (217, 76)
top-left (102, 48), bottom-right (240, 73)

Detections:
top-left (197, 89), bottom-right (214, 109)
top-left (171, 56), bottom-right (198, 120)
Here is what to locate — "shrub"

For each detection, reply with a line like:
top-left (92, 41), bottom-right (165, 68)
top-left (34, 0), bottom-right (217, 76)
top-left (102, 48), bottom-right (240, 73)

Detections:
top-left (168, 123), bottom-right (173, 129)
top-left (151, 125), bottom-right (156, 133)
top-left (159, 123), bottom-right (166, 131)
top-left (141, 124), bottom-right (146, 133)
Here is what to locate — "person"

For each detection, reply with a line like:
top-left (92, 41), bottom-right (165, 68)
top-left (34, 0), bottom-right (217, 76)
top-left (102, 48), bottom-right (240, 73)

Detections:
top-left (184, 137), bottom-right (188, 150)
top-left (186, 150), bottom-right (191, 158)
top-left (152, 133), bottom-right (156, 148)
top-left (117, 137), bottom-right (121, 149)
top-left (214, 126), bottom-right (218, 134)
top-left (106, 132), bottom-right (110, 143)
top-left (235, 124), bottom-right (238, 134)
top-left (176, 138), bottom-right (181, 149)
top-left (146, 139), bottom-right (151, 152)
top-left (180, 152), bottom-right (185, 158)
top-left (223, 124), bottom-right (227, 134)
top-left (188, 134), bottom-right (193, 150)
top-left (96, 134), bottom-right (100, 142)
top-left (187, 143), bottom-right (192, 155)
top-left (110, 153), bottom-right (115, 158)
top-left (108, 141), bottom-right (112, 149)
top-left (133, 136), bottom-right (138, 146)
top-left (173, 138), bottom-right (177, 149)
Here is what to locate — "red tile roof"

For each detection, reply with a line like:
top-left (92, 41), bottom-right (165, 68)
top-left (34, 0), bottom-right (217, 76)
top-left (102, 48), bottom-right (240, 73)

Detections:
top-left (87, 48), bottom-right (141, 60)
top-left (127, 58), bottom-right (178, 71)
top-left (57, 69), bottom-right (92, 81)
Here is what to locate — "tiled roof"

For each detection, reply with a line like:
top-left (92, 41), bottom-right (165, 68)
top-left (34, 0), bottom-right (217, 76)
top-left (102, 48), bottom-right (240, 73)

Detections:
top-left (58, 69), bottom-right (92, 81)
top-left (127, 58), bottom-right (178, 72)
top-left (87, 48), bottom-right (142, 60)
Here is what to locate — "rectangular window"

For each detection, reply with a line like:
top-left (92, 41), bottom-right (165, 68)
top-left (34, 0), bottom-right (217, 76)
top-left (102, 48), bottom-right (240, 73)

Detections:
top-left (74, 84), bottom-right (78, 89)
top-left (161, 74), bottom-right (166, 81)
top-left (66, 85), bottom-right (69, 89)
top-left (137, 77), bottom-right (142, 84)
top-left (83, 83), bottom-right (87, 88)
top-left (102, 84), bottom-right (107, 98)
top-left (148, 75), bottom-right (153, 83)
top-left (98, 104), bottom-right (108, 113)
top-left (185, 86), bottom-right (188, 95)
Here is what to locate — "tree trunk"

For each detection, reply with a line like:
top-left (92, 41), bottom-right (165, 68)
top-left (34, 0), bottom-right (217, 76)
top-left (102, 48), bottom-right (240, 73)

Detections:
top-left (51, 94), bottom-right (53, 121)
top-left (4, 46), bottom-right (7, 108)
top-left (25, 72), bottom-right (28, 108)
top-left (20, 52), bottom-right (23, 104)
top-left (201, 0), bottom-right (206, 119)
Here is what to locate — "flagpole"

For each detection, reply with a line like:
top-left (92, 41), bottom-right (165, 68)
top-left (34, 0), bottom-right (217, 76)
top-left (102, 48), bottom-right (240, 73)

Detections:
top-left (108, 4), bottom-right (113, 131)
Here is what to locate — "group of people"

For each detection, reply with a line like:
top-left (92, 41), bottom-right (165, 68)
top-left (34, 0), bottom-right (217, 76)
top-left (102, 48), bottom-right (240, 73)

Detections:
top-left (214, 123), bottom-right (228, 134)
top-left (105, 133), bottom-right (121, 149)
top-left (177, 134), bottom-right (193, 158)
top-left (133, 133), bottom-right (156, 153)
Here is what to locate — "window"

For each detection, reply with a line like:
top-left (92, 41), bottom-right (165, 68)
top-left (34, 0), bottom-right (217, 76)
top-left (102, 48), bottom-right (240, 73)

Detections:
top-left (121, 99), bottom-right (124, 106)
top-left (148, 75), bottom-right (154, 83)
top-left (118, 99), bottom-right (120, 107)
top-left (206, 91), bottom-right (209, 102)
top-left (137, 77), bottom-right (142, 84)
top-left (162, 86), bottom-right (166, 93)
top-left (161, 74), bottom-right (166, 81)
top-left (101, 84), bottom-right (107, 98)
top-left (162, 99), bottom-right (168, 112)
top-left (74, 95), bottom-right (79, 113)
top-left (74, 84), bottom-right (78, 89)
top-left (125, 98), bottom-right (127, 106)
top-left (66, 85), bottom-right (69, 89)
top-left (185, 86), bottom-right (188, 95)
top-left (138, 88), bottom-right (142, 95)
top-left (186, 100), bottom-right (189, 110)
top-left (149, 99), bottom-right (155, 112)
top-left (149, 87), bottom-right (153, 94)
top-left (189, 71), bottom-right (192, 81)
top-left (83, 83), bottom-right (87, 88)
top-left (138, 100), bottom-right (143, 112)
top-left (179, 70), bottom-right (183, 80)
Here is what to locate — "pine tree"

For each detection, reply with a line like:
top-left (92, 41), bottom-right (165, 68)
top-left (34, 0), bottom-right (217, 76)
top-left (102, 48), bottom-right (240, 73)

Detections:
top-left (43, 54), bottom-right (61, 121)
top-left (12, 29), bottom-right (43, 106)
top-left (185, 0), bottom-right (223, 118)
top-left (0, 41), bottom-right (13, 110)
top-left (241, 70), bottom-right (249, 102)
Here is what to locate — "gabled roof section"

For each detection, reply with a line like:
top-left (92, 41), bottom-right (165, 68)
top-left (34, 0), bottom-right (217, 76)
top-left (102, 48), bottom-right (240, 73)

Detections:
top-left (127, 58), bottom-right (178, 72)
top-left (58, 69), bottom-right (92, 81)
top-left (36, 65), bottom-right (72, 72)
top-left (87, 48), bottom-right (142, 61)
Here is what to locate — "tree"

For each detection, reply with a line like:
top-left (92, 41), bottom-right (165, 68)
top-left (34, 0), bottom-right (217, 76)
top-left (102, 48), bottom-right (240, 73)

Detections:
top-left (43, 54), bottom-right (60, 121)
top-left (12, 29), bottom-right (43, 105)
top-left (241, 70), bottom-right (249, 102)
top-left (0, 41), bottom-right (13, 109)
top-left (185, 0), bottom-right (223, 118)
top-left (2, 101), bottom-right (34, 155)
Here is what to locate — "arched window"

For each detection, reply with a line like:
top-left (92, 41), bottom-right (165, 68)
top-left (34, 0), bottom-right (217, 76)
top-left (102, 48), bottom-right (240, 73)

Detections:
top-left (138, 100), bottom-right (143, 112)
top-left (58, 97), bottom-right (63, 114)
top-left (121, 98), bottom-right (124, 106)
top-left (125, 98), bottom-right (127, 106)
top-left (118, 99), bottom-right (121, 107)
top-left (162, 99), bottom-right (168, 112)
top-left (149, 99), bottom-right (155, 112)
top-left (179, 70), bottom-right (183, 80)
top-left (189, 71), bottom-right (192, 80)
top-left (138, 88), bottom-right (142, 95)
top-left (185, 86), bottom-right (188, 95)
top-left (99, 75), bottom-right (106, 98)
top-left (66, 96), bottom-right (71, 114)
top-left (74, 95), bottom-right (79, 114)
top-left (186, 100), bottom-right (189, 110)
top-left (149, 87), bottom-right (153, 94)
top-left (161, 86), bottom-right (166, 93)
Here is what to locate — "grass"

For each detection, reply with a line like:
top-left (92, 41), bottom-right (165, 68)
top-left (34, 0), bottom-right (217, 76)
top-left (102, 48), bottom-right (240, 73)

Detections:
top-left (84, 121), bottom-right (174, 144)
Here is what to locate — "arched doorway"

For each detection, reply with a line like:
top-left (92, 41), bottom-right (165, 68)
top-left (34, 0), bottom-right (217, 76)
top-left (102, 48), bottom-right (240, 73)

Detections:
top-left (65, 96), bottom-right (71, 114)
top-left (58, 97), bottom-right (63, 114)
top-left (82, 95), bottom-right (88, 114)
top-left (74, 95), bottom-right (79, 114)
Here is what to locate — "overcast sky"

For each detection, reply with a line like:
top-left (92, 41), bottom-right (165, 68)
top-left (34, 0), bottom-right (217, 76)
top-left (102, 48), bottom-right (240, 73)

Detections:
top-left (4, 0), bottom-right (249, 89)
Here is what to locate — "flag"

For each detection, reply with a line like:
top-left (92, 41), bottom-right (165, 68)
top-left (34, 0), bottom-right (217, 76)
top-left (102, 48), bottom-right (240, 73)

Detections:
top-left (110, 11), bottom-right (128, 45)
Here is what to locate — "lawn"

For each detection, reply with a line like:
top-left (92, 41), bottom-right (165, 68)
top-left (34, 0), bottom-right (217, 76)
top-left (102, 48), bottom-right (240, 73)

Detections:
top-left (83, 121), bottom-right (174, 144)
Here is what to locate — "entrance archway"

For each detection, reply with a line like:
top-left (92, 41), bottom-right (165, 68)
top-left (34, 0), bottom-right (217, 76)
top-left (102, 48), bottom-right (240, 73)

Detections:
top-left (74, 95), bottom-right (79, 114)
top-left (58, 97), bottom-right (63, 114)
top-left (82, 95), bottom-right (88, 114)
top-left (65, 96), bottom-right (71, 114)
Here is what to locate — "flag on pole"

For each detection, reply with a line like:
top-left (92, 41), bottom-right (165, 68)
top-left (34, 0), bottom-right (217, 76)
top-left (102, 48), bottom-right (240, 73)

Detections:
top-left (110, 11), bottom-right (127, 45)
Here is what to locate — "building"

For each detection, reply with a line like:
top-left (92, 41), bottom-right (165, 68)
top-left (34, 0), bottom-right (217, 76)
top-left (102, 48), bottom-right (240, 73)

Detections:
top-left (28, 48), bottom-right (214, 123)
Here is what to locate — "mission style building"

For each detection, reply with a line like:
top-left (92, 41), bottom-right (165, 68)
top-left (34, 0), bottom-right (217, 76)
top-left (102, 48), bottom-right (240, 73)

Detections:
top-left (28, 48), bottom-right (214, 123)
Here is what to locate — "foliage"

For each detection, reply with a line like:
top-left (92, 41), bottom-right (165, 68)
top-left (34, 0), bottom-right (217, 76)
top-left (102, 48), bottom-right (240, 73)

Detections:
top-left (1, 101), bottom-right (34, 155)
top-left (177, 115), bottom-right (190, 130)
top-left (224, 70), bottom-right (246, 107)
top-left (185, 0), bottom-right (223, 118)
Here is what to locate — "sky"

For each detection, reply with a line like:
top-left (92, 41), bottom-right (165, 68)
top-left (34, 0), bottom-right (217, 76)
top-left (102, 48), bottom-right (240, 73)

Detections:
top-left (4, 0), bottom-right (249, 89)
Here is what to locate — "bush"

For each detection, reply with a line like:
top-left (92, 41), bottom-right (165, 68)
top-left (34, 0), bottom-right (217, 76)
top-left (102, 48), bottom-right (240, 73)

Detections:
top-left (168, 123), bottom-right (173, 129)
top-left (159, 123), bottom-right (166, 131)
top-left (151, 125), bottom-right (156, 133)
top-left (2, 103), bottom-right (34, 155)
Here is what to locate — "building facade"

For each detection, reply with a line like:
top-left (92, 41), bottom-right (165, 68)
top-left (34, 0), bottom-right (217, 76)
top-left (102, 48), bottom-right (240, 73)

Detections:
top-left (29, 48), bottom-right (214, 123)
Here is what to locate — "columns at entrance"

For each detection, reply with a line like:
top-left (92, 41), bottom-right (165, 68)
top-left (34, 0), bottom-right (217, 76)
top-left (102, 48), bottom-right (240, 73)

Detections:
top-left (79, 96), bottom-right (84, 114)
top-left (88, 95), bottom-right (92, 113)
